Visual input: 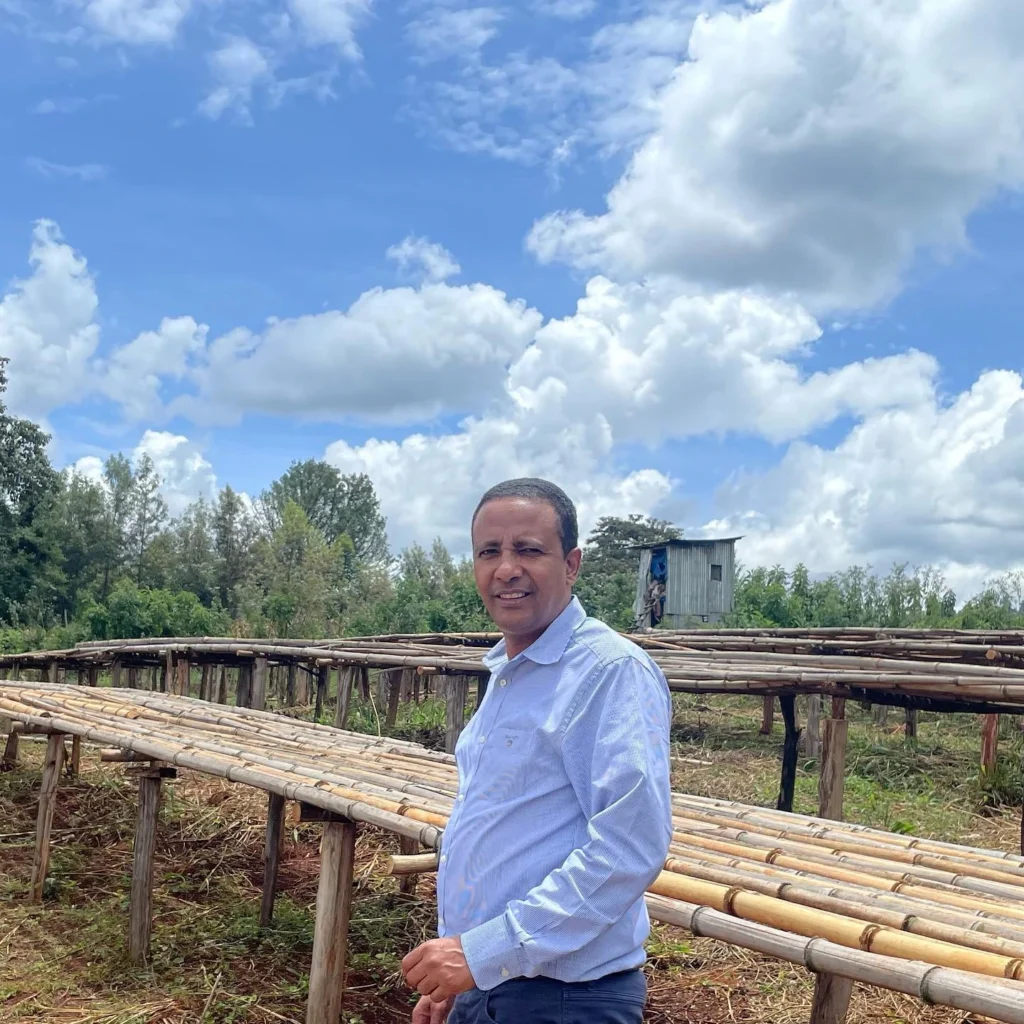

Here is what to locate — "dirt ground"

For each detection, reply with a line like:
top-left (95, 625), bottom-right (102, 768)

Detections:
top-left (2, 696), bottom-right (1021, 1023)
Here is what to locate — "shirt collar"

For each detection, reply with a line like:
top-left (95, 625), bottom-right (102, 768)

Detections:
top-left (482, 596), bottom-right (587, 670)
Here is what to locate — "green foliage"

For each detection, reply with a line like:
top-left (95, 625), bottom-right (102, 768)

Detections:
top-left (82, 581), bottom-right (231, 639)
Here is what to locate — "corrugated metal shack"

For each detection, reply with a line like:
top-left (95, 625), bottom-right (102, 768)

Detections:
top-left (633, 538), bottom-right (740, 628)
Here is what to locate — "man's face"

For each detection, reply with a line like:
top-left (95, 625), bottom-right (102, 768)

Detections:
top-left (472, 497), bottom-right (582, 642)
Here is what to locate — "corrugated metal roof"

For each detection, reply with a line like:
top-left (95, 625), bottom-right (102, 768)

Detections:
top-left (630, 536), bottom-right (742, 550)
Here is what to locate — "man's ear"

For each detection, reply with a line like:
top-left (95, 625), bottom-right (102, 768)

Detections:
top-left (566, 547), bottom-right (583, 585)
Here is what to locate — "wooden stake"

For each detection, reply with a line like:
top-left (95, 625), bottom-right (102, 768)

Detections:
top-left (981, 714), bottom-right (999, 774)
top-left (805, 695), bottom-right (822, 758)
top-left (776, 695), bottom-right (800, 813)
top-left (87, 665), bottom-right (99, 687)
top-left (818, 717), bottom-right (849, 821)
top-left (306, 819), bottom-right (358, 1024)
top-left (129, 769), bottom-right (163, 962)
top-left (200, 664), bottom-right (211, 701)
top-left (251, 657), bottom-right (269, 712)
top-left (217, 664), bottom-right (228, 704)
top-left (315, 665), bottom-right (330, 722)
top-left (236, 662), bottom-right (252, 708)
top-left (872, 703), bottom-right (889, 727)
top-left (1, 730), bottom-right (19, 772)
top-left (30, 733), bottom-right (66, 902)
top-left (175, 657), bottom-right (191, 698)
top-left (163, 650), bottom-right (173, 693)
top-left (334, 667), bottom-right (356, 730)
top-left (905, 707), bottom-right (918, 741)
top-left (47, 660), bottom-right (58, 684)
top-left (398, 835), bottom-right (419, 896)
top-left (69, 735), bottom-right (82, 779)
top-left (111, 658), bottom-right (122, 689)
top-left (385, 669), bottom-right (402, 729)
top-left (286, 663), bottom-right (297, 707)
top-left (809, 972), bottom-right (854, 1024)
top-left (760, 695), bottom-right (775, 734)
top-left (260, 792), bottom-right (287, 928)
top-left (445, 675), bottom-right (470, 755)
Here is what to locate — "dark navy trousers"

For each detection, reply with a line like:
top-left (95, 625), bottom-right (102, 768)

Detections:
top-left (449, 969), bottom-right (646, 1024)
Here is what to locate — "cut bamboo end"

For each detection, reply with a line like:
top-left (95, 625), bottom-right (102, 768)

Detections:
top-left (388, 852), bottom-right (439, 876)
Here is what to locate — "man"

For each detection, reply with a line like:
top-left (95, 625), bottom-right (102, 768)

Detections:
top-left (401, 478), bottom-right (673, 1024)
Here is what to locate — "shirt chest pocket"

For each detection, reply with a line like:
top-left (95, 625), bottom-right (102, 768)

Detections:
top-left (475, 728), bottom-right (534, 803)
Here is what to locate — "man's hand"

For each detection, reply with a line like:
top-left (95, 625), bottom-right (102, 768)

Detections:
top-left (412, 994), bottom-right (454, 1024)
top-left (402, 936), bottom-right (475, 1002)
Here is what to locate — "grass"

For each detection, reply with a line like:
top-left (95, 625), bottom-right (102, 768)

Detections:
top-left (2, 691), bottom-right (1022, 1022)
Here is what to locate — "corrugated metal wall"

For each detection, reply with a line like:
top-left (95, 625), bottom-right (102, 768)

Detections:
top-left (664, 542), bottom-right (736, 624)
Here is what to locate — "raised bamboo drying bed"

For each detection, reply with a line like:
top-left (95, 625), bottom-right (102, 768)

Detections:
top-left (3, 682), bottom-right (1024, 1024)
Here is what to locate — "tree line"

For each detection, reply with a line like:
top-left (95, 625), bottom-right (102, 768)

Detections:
top-left (2, 357), bottom-right (1023, 652)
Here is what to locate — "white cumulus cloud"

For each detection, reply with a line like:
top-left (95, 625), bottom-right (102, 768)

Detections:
top-left (199, 37), bottom-right (271, 121)
top-left (529, 0), bottom-right (1024, 311)
top-left (386, 235), bottom-right (461, 283)
top-left (0, 220), bottom-right (100, 422)
top-left (133, 429), bottom-right (218, 515)
top-left (80, 0), bottom-right (193, 45)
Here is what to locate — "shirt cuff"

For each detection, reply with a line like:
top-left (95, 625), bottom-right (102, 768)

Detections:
top-left (459, 913), bottom-right (526, 991)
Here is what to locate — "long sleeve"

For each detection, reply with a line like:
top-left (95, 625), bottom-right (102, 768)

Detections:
top-left (458, 655), bottom-right (673, 991)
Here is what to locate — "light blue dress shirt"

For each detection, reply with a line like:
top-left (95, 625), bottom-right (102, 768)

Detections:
top-left (436, 596), bottom-right (673, 991)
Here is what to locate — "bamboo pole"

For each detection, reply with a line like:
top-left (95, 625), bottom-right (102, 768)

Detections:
top-left (30, 732), bottom-right (66, 902)
top-left (307, 819), bottom-right (357, 1024)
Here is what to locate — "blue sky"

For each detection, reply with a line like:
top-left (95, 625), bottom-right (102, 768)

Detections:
top-left (3, 0), bottom-right (1024, 597)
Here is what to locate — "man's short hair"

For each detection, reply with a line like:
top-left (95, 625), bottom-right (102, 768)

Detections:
top-left (472, 478), bottom-right (579, 556)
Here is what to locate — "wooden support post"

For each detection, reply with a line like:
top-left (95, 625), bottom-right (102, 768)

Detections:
top-left (306, 819), bottom-right (358, 1024)
top-left (87, 665), bottom-right (99, 687)
top-left (199, 664), bottom-right (211, 701)
top-left (47, 660), bottom-right (58, 684)
top-left (129, 768), bottom-right (163, 962)
top-left (871, 703), bottom-right (889, 727)
top-left (818, 700), bottom-right (848, 822)
top-left (315, 664), bottom-right (330, 722)
top-left (334, 667), bottom-right (356, 730)
top-left (286, 663), bottom-right (297, 707)
top-left (445, 675), bottom-right (470, 755)
top-left (385, 669), bottom-right (402, 729)
top-left (776, 695), bottom-right (800, 814)
top-left (127, 665), bottom-right (138, 689)
top-left (111, 658), bottom-right (122, 689)
top-left (216, 665), bottom-right (228, 704)
top-left (260, 792), bottom-right (287, 928)
top-left (809, 972), bottom-right (854, 1024)
top-left (69, 736), bottom-right (82, 779)
top-left (236, 663), bottom-right (252, 708)
top-left (175, 657), bottom-right (191, 698)
top-left (397, 835), bottom-right (419, 896)
top-left (1, 730), bottom-right (20, 772)
top-left (359, 669), bottom-right (370, 701)
top-left (251, 657), bottom-right (269, 712)
top-left (162, 650), bottom-right (173, 693)
top-left (981, 714), bottom-right (999, 774)
top-left (804, 695), bottom-right (822, 758)
top-left (30, 733), bottom-right (66, 902)
top-left (905, 707), bottom-right (918, 741)
top-left (760, 695), bottom-right (774, 735)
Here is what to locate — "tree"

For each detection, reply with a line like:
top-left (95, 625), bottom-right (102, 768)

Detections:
top-left (0, 357), bottom-right (61, 624)
top-left (213, 485), bottom-right (253, 616)
top-left (167, 499), bottom-right (217, 606)
top-left (259, 461), bottom-right (389, 564)
top-left (50, 470), bottom-right (111, 622)
top-left (124, 454), bottom-right (168, 587)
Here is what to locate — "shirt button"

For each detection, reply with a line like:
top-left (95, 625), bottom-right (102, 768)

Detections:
top-left (478, 735), bottom-right (486, 744)
top-left (440, 854), bottom-right (447, 863)
top-left (501, 968), bottom-right (510, 978)
top-left (499, 678), bottom-right (508, 687)
top-left (439, 917), bottom-right (445, 928)
top-left (458, 794), bottom-right (465, 800)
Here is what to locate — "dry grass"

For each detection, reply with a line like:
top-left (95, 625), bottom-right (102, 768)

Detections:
top-left (2, 693), bottom-right (1022, 1023)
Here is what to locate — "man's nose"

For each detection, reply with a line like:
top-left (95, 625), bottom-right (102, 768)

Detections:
top-left (495, 554), bottom-right (522, 581)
